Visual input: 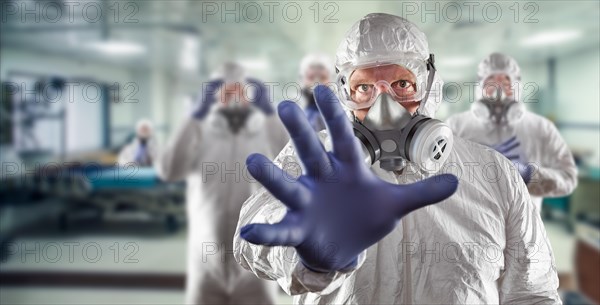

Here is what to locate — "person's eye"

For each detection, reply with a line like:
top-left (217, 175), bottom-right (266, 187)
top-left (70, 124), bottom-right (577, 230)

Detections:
top-left (392, 80), bottom-right (415, 91)
top-left (356, 84), bottom-right (372, 93)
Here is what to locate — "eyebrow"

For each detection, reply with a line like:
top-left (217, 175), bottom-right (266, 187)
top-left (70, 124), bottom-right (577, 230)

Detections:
top-left (349, 75), bottom-right (370, 85)
top-left (350, 73), bottom-right (415, 86)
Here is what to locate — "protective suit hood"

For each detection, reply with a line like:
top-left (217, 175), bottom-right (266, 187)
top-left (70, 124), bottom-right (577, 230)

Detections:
top-left (334, 13), bottom-right (444, 118)
top-left (472, 53), bottom-right (526, 124)
top-left (475, 53), bottom-right (523, 102)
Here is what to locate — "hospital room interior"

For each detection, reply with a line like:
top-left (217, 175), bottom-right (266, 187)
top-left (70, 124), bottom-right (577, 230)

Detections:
top-left (0, 0), bottom-right (599, 304)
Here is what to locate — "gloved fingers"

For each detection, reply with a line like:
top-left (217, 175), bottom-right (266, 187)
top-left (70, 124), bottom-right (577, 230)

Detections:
top-left (246, 153), bottom-right (308, 210)
top-left (392, 174), bottom-right (459, 216)
top-left (278, 101), bottom-right (331, 177)
top-left (194, 79), bottom-right (224, 119)
top-left (313, 85), bottom-right (363, 163)
top-left (247, 79), bottom-right (274, 114)
top-left (505, 156), bottom-right (520, 162)
top-left (495, 136), bottom-right (519, 152)
top-left (519, 164), bottom-right (533, 184)
top-left (240, 215), bottom-right (305, 247)
top-left (499, 136), bottom-right (518, 147)
top-left (498, 142), bottom-right (520, 154)
top-left (201, 79), bottom-right (224, 100)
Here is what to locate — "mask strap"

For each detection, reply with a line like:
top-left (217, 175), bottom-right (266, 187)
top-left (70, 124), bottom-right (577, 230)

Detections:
top-left (420, 54), bottom-right (436, 107)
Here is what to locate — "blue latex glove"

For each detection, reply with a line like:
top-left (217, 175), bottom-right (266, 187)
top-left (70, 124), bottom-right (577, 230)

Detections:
top-left (246, 78), bottom-right (274, 115)
top-left (305, 105), bottom-right (326, 132)
top-left (193, 79), bottom-right (224, 120)
top-left (492, 136), bottom-right (532, 184)
top-left (240, 85), bottom-right (459, 273)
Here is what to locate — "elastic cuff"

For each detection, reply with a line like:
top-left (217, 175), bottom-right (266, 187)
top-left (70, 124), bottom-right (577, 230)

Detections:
top-left (300, 256), bottom-right (358, 274)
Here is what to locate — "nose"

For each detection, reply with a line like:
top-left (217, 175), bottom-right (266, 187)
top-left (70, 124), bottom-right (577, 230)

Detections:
top-left (374, 81), bottom-right (392, 94)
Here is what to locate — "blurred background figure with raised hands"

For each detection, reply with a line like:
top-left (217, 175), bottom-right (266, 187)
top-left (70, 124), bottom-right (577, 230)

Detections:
top-left (157, 61), bottom-right (287, 305)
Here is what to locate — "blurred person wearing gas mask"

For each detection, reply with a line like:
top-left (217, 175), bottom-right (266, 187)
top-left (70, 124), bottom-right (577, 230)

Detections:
top-left (299, 52), bottom-right (335, 131)
top-left (156, 62), bottom-right (287, 304)
top-left (446, 53), bottom-right (578, 212)
top-left (118, 119), bottom-right (158, 166)
top-left (233, 14), bottom-right (561, 304)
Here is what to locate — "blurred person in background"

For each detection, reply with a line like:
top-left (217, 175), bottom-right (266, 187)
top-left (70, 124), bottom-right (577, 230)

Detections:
top-left (156, 62), bottom-right (287, 304)
top-left (446, 53), bottom-right (578, 212)
top-left (118, 118), bottom-right (159, 166)
top-left (299, 52), bottom-right (335, 131)
top-left (234, 14), bottom-right (560, 304)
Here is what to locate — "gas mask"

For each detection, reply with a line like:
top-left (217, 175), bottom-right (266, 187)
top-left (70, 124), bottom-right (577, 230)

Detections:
top-left (472, 87), bottom-right (524, 125)
top-left (217, 105), bottom-right (253, 134)
top-left (352, 93), bottom-right (453, 171)
top-left (302, 87), bottom-right (316, 107)
top-left (349, 55), bottom-right (453, 172)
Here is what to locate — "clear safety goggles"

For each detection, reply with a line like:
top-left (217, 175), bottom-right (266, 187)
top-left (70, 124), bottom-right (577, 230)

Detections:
top-left (337, 58), bottom-right (433, 110)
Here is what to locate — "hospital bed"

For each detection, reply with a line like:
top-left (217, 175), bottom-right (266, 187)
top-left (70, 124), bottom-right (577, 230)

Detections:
top-left (55, 165), bottom-right (185, 233)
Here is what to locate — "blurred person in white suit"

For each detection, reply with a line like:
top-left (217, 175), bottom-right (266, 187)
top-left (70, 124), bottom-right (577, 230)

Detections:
top-left (446, 53), bottom-right (578, 212)
top-left (299, 52), bottom-right (335, 131)
top-left (156, 62), bottom-right (287, 304)
top-left (118, 119), bottom-right (159, 166)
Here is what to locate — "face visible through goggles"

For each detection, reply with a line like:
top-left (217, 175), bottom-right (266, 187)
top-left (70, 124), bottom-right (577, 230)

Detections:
top-left (483, 73), bottom-right (514, 100)
top-left (347, 64), bottom-right (420, 108)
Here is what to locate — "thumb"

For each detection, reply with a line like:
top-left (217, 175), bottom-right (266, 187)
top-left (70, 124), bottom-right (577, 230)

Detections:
top-left (392, 174), bottom-right (459, 216)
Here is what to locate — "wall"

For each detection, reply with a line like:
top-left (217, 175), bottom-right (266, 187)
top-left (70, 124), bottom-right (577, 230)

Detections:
top-left (0, 48), bottom-right (160, 150)
top-left (554, 47), bottom-right (600, 166)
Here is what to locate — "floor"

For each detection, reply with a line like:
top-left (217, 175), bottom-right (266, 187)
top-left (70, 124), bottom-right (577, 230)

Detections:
top-left (544, 220), bottom-right (576, 273)
top-left (0, 218), bottom-right (574, 305)
top-left (0, 217), bottom-right (295, 304)
top-left (0, 287), bottom-right (295, 305)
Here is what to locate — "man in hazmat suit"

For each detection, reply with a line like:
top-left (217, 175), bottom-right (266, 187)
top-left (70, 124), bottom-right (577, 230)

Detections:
top-left (156, 62), bottom-right (287, 304)
top-left (299, 52), bottom-right (335, 131)
top-left (233, 14), bottom-right (561, 304)
top-left (446, 53), bottom-right (577, 212)
top-left (118, 118), bottom-right (159, 166)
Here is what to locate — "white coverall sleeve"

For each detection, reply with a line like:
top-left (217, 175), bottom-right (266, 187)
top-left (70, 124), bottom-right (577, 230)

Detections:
top-left (155, 118), bottom-right (203, 182)
top-left (499, 158), bottom-right (562, 304)
top-left (527, 121), bottom-right (578, 198)
top-left (233, 141), bottom-right (365, 296)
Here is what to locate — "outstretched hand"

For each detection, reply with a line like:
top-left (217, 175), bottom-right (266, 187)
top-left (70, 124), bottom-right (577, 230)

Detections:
top-left (240, 85), bottom-right (459, 273)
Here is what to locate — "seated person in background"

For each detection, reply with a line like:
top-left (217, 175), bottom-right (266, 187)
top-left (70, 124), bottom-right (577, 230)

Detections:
top-left (446, 53), bottom-right (578, 212)
top-left (118, 118), bottom-right (158, 167)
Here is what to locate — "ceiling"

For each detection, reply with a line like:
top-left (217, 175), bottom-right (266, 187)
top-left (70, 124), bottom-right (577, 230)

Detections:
top-left (2, 0), bottom-right (599, 81)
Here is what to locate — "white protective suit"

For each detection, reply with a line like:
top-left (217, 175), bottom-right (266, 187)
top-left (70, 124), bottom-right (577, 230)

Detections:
top-left (157, 100), bottom-right (288, 304)
top-left (234, 13), bottom-right (561, 304)
top-left (446, 53), bottom-right (578, 211)
top-left (117, 138), bottom-right (159, 166)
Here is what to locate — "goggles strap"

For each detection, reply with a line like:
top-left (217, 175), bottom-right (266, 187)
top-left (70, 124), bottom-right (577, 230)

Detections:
top-left (421, 54), bottom-right (436, 106)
